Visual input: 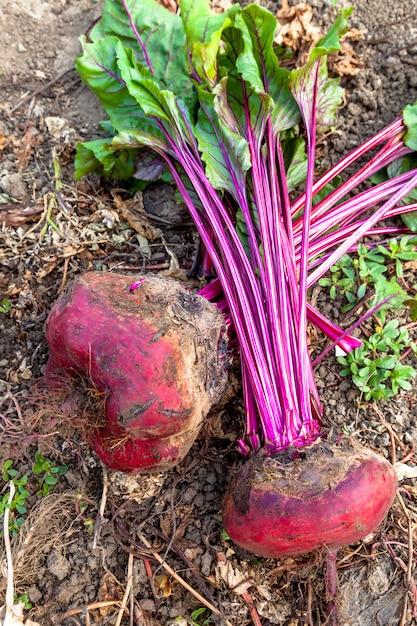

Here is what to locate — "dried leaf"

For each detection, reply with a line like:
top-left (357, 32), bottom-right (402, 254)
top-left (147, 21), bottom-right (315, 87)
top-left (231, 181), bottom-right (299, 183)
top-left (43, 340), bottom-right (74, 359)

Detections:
top-left (36, 258), bottom-right (58, 280)
top-left (211, 0), bottom-right (233, 12)
top-left (113, 193), bottom-right (162, 241)
top-left (277, 2), bottom-right (365, 74)
top-left (216, 561), bottom-right (252, 595)
top-left (257, 597), bottom-right (292, 624)
top-left (134, 605), bottom-right (162, 626)
top-left (98, 571), bottom-right (123, 603)
top-left (160, 513), bottom-right (172, 538)
top-left (137, 234), bottom-right (152, 259)
top-left (155, 574), bottom-right (173, 597)
top-left (183, 546), bottom-right (203, 561)
top-left (0, 132), bottom-right (11, 152)
top-left (16, 125), bottom-right (41, 171)
top-left (0, 204), bottom-right (43, 227)
top-left (276, 1), bottom-right (320, 61)
top-left (256, 584), bottom-right (272, 600)
top-left (330, 30), bottom-right (365, 77)
top-left (161, 241), bottom-right (188, 280)
top-left (160, 505), bottom-right (193, 541)
top-left (155, 0), bottom-right (232, 13)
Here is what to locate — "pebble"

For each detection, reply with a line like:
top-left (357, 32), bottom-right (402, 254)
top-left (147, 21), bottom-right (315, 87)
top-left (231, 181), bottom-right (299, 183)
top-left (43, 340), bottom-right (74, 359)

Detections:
top-left (47, 549), bottom-right (70, 581)
top-left (64, 469), bottom-right (80, 487)
top-left (182, 486), bottom-right (197, 504)
top-left (0, 172), bottom-right (27, 200)
top-left (200, 552), bottom-right (213, 576)
top-left (140, 599), bottom-right (156, 612)
top-left (28, 585), bottom-right (42, 604)
top-left (55, 583), bottom-right (78, 604)
top-left (194, 493), bottom-right (205, 508)
top-left (169, 605), bottom-right (184, 618)
top-left (205, 471), bottom-right (217, 485)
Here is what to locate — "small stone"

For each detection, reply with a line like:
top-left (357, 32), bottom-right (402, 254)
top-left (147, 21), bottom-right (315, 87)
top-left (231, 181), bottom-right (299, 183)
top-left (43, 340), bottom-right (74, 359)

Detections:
top-left (64, 469), bottom-right (79, 487)
top-left (17, 42), bottom-right (27, 53)
top-left (28, 585), bottom-right (42, 603)
top-left (140, 599), bottom-right (156, 612)
top-left (44, 116), bottom-right (75, 142)
top-left (87, 556), bottom-right (98, 569)
top-left (368, 564), bottom-right (390, 595)
top-left (0, 172), bottom-right (27, 200)
top-left (205, 472), bottom-right (217, 485)
top-left (183, 487), bottom-right (197, 504)
top-left (47, 549), bottom-right (70, 581)
top-left (201, 552), bottom-right (213, 576)
top-left (194, 494), bottom-right (205, 508)
top-left (55, 583), bottom-right (77, 604)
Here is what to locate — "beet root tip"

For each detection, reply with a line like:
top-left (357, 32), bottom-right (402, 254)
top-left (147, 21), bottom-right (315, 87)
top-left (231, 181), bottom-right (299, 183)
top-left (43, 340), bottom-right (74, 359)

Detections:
top-left (223, 441), bottom-right (398, 558)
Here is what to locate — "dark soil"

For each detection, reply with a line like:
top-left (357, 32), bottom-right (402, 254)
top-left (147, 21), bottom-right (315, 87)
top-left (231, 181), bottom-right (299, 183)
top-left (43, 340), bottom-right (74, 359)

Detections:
top-left (0, 1), bottom-right (416, 625)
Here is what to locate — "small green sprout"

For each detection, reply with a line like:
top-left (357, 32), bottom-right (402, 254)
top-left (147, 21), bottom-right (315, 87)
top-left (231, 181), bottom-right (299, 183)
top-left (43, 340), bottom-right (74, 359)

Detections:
top-left (84, 518), bottom-right (95, 534)
top-left (319, 238), bottom-right (417, 318)
top-left (0, 298), bottom-right (12, 314)
top-left (190, 607), bottom-right (210, 626)
top-left (32, 452), bottom-right (68, 497)
top-left (15, 593), bottom-right (33, 610)
top-left (0, 461), bottom-right (30, 536)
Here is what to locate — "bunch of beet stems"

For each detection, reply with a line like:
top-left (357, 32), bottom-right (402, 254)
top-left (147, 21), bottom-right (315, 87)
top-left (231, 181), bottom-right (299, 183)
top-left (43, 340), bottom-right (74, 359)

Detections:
top-left (163, 112), bottom-right (417, 454)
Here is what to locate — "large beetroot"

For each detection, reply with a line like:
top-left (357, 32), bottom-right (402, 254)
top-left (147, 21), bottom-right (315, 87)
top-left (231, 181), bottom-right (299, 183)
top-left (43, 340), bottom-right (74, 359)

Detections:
top-left (45, 271), bottom-right (228, 472)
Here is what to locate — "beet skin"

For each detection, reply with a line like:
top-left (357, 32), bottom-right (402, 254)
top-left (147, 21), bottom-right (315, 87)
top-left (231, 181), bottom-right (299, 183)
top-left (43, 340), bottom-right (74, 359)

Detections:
top-left (223, 441), bottom-right (397, 557)
top-left (45, 271), bottom-right (228, 472)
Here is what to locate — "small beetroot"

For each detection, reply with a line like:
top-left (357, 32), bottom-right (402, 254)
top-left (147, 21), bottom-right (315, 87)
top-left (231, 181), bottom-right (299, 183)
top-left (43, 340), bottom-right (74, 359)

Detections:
top-left (223, 441), bottom-right (397, 558)
top-left (45, 271), bottom-right (228, 472)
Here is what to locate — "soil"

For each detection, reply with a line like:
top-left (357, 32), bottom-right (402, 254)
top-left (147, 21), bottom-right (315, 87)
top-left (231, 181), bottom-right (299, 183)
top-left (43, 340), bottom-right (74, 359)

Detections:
top-left (0, 1), bottom-right (417, 625)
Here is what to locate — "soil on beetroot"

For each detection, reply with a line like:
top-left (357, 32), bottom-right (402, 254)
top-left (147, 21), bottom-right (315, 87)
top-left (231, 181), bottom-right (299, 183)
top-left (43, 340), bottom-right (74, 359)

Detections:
top-left (0, 1), bottom-right (416, 625)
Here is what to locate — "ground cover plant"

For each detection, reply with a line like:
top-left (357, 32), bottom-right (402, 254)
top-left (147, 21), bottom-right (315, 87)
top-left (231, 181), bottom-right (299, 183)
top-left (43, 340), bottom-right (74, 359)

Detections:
top-left (317, 235), bottom-right (417, 398)
top-left (0, 456), bottom-right (67, 538)
top-left (69, 0), bottom-right (417, 566)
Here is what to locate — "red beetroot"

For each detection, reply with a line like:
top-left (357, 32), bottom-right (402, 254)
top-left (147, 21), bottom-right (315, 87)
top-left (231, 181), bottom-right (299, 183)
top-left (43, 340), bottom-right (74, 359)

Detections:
top-left (223, 441), bottom-right (397, 558)
top-left (45, 271), bottom-right (228, 472)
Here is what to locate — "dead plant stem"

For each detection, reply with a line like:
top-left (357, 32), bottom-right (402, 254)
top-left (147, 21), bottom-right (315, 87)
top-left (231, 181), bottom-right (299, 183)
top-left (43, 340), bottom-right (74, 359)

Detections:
top-left (115, 553), bottom-right (134, 626)
top-left (4, 481), bottom-right (16, 620)
top-left (137, 532), bottom-right (221, 616)
top-left (93, 464), bottom-right (108, 550)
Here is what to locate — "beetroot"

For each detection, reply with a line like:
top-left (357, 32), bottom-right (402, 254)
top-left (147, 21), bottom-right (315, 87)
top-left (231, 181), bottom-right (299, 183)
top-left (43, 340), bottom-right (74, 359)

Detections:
top-left (45, 271), bottom-right (228, 472)
top-left (223, 441), bottom-right (397, 558)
